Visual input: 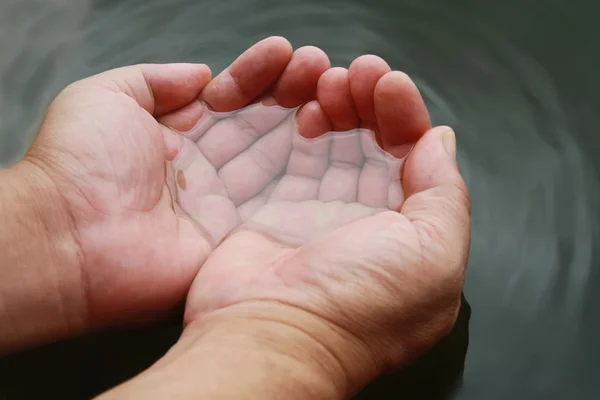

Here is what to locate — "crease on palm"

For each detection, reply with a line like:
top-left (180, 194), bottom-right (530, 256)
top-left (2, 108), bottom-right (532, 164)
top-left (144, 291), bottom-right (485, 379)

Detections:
top-left (167, 102), bottom-right (406, 248)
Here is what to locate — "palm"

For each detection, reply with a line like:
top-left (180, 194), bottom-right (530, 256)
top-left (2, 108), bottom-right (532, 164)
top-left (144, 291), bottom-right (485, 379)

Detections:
top-left (181, 58), bottom-right (441, 330)
top-left (29, 37), bottom-right (341, 328)
top-left (170, 103), bottom-right (404, 246)
top-left (33, 83), bottom-right (209, 326)
top-left (181, 58), bottom-right (471, 377)
top-left (30, 37), bottom-right (440, 333)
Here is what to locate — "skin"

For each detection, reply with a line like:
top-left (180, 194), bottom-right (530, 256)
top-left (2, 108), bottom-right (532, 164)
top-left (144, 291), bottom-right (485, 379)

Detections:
top-left (0, 36), bottom-right (470, 398)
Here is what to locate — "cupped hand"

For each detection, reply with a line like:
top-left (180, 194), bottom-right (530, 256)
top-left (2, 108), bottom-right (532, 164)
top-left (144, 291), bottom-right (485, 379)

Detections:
top-left (169, 101), bottom-right (406, 246)
top-left (182, 58), bottom-right (471, 394)
top-left (25, 37), bottom-right (331, 330)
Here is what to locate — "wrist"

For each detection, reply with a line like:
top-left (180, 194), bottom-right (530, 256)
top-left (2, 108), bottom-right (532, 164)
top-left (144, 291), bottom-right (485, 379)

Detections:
top-left (98, 301), bottom-right (376, 400)
top-left (184, 301), bottom-right (380, 397)
top-left (0, 158), bottom-right (85, 354)
top-left (185, 302), bottom-right (349, 399)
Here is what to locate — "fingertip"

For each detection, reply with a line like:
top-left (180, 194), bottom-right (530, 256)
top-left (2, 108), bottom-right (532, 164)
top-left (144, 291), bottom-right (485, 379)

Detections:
top-left (349, 54), bottom-right (390, 71)
top-left (317, 67), bottom-right (359, 131)
top-left (374, 70), bottom-right (431, 151)
top-left (402, 125), bottom-right (463, 197)
top-left (196, 63), bottom-right (213, 82)
top-left (296, 100), bottom-right (333, 138)
top-left (155, 64), bottom-right (212, 131)
top-left (273, 45), bottom-right (331, 108)
top-left (318, 67), bottom-right (348, 83)
top-left (175, 63), bottom-right (213, 98)
top-left (348, 55), bottom-right (391, 122)
top-left (162, 62), bottom-right (212, 79)
top-left (295, 45), bottom-right (331, 68)
top-left (202, 36), bottom-right (294, 111)
top-left (261, 35), bottom-right (294, 55)
top-left (134, 63), bottom-right (214, 116)
top-left (158, 99), bottom-right (206, 133)
top-left (375, 70), bottom-right (414, 92)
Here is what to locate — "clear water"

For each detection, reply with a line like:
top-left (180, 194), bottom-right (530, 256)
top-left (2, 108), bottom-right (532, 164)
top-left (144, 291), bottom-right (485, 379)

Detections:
top-left (1, 0), bottom-right (599, 399)
top-left (168, 103), bottom-right (404, 246)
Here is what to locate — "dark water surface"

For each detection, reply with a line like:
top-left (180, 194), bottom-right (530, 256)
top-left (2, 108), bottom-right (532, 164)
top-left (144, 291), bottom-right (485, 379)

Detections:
top-left (1, 0), bottom-right (599, 398)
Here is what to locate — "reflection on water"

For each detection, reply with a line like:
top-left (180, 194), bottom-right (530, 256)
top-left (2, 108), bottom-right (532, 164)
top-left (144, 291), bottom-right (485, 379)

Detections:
top-left (1, 0), bottom-right (599, 398)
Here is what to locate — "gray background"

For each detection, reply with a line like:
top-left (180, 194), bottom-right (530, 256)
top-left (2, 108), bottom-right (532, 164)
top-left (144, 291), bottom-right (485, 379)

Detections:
top-left (0, 0), bottom-right (599, 398)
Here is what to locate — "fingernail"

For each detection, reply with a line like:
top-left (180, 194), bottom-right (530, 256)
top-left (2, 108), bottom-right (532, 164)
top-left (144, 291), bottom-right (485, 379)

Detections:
top-left (441, 127), bottom-right (456, 157)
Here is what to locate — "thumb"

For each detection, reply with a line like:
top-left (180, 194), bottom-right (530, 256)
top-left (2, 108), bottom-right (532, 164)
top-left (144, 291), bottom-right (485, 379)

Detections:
top-left (84, 63), bottom-right (212, 117)
top-left (401, 126), bottom-right (471, 270)
top-left (81, 63), bottom-right (213, 158)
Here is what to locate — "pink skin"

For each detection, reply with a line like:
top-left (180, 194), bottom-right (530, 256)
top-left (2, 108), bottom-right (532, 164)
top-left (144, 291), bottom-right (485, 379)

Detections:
top-left (25, 38), bottom-right (469, 390)
top-left (26, 37), bottom-right (432, 331)
top-left (170, 103), bottom-right (406, 245)
top-left (168, 46), bottom-right (469, 393)
top-left (165, 49), bottom-right (434, 248)
top-left (28, 37), bottom-right (334, 329)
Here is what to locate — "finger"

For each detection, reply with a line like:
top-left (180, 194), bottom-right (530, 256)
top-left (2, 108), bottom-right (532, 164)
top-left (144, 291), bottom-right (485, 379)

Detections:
top-left (348, 55), bottom-right (391, 124)
top-left (196, 104), bottom-right (293, 169)
top-left (374, 71), bottom-right (432, 158)
top-left (268, 101), bottom-right (331, 202)
top-left (170, 44), bottom-right (328, 168)
top-left (317, 68), bottom-right (360, 131)
top-left (89, 63), bottom-right (212, 117)
top-left (289, 102), bottom-right (333, 180)
top-left (158, 99), bottom-right (209, 133)
top-left (357, 130), bottom-right (402, 208)
top-left (273, 46), bottom-right (331, 108)
top-left (270, 118), bottom-right (332, 202)
top-left (318, 132), bottom-right (364, 203)
top-left (160, 37), bottom-right (293, 134)
top-left (296, 100), bottom-right (333, 139)
top-left (201, 36), bottom-right (293, 111)
top-left (401, 126), bottom-right (471, 265)
top-left (218, 120), bottom-right (293, 205)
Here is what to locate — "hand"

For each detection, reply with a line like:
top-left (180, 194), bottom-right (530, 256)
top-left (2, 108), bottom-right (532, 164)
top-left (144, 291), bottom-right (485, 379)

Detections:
top-left (23, 36), bottom-right (331, 331)
top-left (182, 58), bottom-right (471, 396)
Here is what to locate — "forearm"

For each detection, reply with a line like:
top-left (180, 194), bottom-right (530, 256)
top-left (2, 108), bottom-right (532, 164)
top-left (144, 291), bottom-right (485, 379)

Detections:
top-left (0, 159), bottom-right (85, 354)
top-left (96, 304), bottom-right (354, 400)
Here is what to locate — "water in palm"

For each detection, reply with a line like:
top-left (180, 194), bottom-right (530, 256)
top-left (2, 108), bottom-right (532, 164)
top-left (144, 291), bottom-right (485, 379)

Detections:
top-left (0, 0), bottom-right (599, 399)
